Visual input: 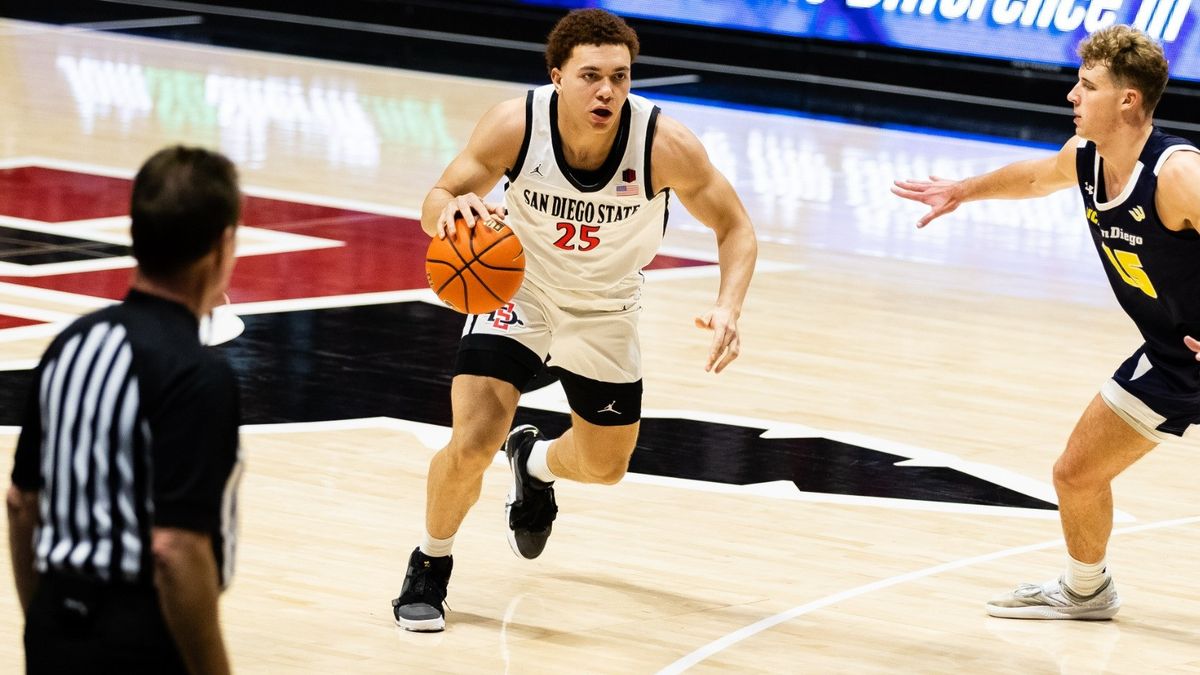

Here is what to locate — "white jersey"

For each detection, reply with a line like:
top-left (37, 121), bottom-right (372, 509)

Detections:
top-left (504, 84), bottom-right (670, 312)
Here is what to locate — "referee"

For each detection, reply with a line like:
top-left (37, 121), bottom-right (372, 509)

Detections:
top-left (7, 146), bottom-right (244, 674)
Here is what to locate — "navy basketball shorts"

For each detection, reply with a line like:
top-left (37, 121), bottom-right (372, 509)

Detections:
top-left (1100, 344), bottom-right (1200, 442)
top-left (453, 283), bottom-right (642, 426)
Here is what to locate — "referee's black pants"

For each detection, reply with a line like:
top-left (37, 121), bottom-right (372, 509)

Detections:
top-left (24, 573), bottom-right (188, 674)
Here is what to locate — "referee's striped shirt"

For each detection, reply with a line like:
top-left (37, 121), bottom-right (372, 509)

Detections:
top-left (13, 290), bottom-right (242, 588)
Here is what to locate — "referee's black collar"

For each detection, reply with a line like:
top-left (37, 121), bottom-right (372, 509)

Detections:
top-left (124, 288), bottom-right (201, 330)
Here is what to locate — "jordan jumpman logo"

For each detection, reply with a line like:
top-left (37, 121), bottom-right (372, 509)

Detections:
top-left (597, 400), bottom-right (620, 414)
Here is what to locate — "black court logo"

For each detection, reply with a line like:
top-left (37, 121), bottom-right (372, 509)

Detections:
top-left (0, 301), bottom-right (1057, 513)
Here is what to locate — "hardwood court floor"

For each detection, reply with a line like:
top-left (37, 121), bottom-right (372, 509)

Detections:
top-left (2, 18), bottom-right (1200, 673)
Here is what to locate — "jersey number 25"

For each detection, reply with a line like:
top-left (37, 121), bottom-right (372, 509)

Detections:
top-left (554, 222), bottom-right (600, 251)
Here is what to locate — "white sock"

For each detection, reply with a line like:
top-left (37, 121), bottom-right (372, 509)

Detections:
top-left (1065, 555), bottom-right (1108, 596)
top-left (420, 532), bottom-right (454, 558)
top-left (526, 439), bottom-right (559, 483)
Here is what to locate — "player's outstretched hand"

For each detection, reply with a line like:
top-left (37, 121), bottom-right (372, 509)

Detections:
top-left (695, 307), bottom-right (741, 373)
top-left (890, 175), bottom-right (962, 228)
top-left (1185, 335), bottom-right (1200, 362)
top-left (438, 194), bottom-right (507, 239)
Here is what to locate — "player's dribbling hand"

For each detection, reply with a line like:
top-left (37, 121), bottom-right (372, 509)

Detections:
top-left (1185, 336), bottom-right (1200, 362)
top-left (890, 175), bottom-right (961, 228)
top-left (695, 306), bottom-right (740, 373)
top-left (438, 194), bottom-right (507, 239)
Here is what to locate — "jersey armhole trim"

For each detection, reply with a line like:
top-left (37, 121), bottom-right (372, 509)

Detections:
top-left (1153, 145), bottom-right (1200, 176)
top-left (505, 90), bottom-right (535, 182)
top-left (644, 105), bottom-right (661, 199)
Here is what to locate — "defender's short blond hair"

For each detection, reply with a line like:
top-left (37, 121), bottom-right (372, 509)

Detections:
top-left (1078, 25), bottom-right (1169, 114)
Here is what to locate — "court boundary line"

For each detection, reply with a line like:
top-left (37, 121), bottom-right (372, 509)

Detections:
top-left (0, 156), bottom-right (736, 286)
top-left (0, 260), bottom-right (737, 364)
top-left (0, 211), bottom-right (343, 279)
top-left (0, 156), bottom-right (424, 219)
top-left (4, 22), bottom-right (1137, 150)
top-left (90, 0), bottom-right (1041, 116)
top-left (656, 514), bottom-right (1200, 673)
top-left (0, 16), bottom-right (532, 90)
top-left (0, 156), bottom-right (756, 265)
top-left (99, 0), bottom-right (549, 53)
top-left (0, 359), bottom-right (39, 372)
top-left (9, 14), bottom-right (1196, 143)
top-left (0, 156), bottom-right (746, 263)
top-left (635, 74), bottom-right (702, 89)
top-left (0, 323), bottom-right (71, 345)
top-left (0, 281), bottom-right (112, 307)
top-left (65, 16), bottom-right (204, 31)
top-left (0, 15), bottom-right (202, 36)
top-left (0, 303), bottom-right (76, 323)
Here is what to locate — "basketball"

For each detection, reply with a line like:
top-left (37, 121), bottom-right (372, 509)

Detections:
top-left (425, 215), bottom-right (525, 314)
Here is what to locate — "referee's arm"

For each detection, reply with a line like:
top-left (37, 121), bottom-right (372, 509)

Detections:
top-left (5, 485), bottom-right (38, 615)
top-left (9, 366), bottom-right (44, 615)
top-left (154, 527), bottom-right (230, 675)
top-left (152, 360), bottom-right (239, 675)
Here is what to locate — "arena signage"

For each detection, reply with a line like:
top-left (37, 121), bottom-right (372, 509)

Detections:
top-left (518, 0), bottom-right (1200, 81)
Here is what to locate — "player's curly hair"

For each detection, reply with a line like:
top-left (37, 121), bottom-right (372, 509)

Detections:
top-left (1078, 25), bottom-right (1168, 114)
top-left (545, 9), bottom-right (639, 73)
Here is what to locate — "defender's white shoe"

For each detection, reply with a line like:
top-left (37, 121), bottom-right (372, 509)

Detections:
top-left (986, 576), bottom-right (1120, 620)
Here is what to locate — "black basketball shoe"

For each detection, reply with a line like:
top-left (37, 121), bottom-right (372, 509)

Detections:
top-left (504, 424), bottom-right (558, 559)
top-left (391, 547), bottom-right (453, 632)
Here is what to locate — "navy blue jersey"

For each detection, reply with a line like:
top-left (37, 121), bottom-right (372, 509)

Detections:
top-left (1076, 128), bottom-right (1200, 391)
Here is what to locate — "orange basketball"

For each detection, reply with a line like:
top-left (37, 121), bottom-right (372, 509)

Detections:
top-left (425, 215), bottom-right (525, 314)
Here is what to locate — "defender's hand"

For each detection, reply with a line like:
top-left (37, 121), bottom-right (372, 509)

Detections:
top-left (890, 176), bottom-right (962, 228)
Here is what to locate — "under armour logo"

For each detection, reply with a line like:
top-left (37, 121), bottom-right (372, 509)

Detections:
top-left (1128, 205), bottom-right (1146, 222)
top-left (529, 163), bottom-right (544, 177)
top-left (597, 401), bottom-right (621, 415)
top-left (1085, 182), bottom-right (1094, 195)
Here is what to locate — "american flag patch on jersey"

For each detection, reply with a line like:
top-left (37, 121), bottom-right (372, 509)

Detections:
top-left (615, 183), bottom-right (639, 196)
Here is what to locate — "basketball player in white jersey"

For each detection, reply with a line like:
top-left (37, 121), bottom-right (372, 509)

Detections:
top-left (894, 26), bottom-right (1200, 619)
top-left (391, 8), bottom-right (758, 631)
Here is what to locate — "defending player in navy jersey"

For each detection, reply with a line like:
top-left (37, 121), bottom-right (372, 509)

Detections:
top-left (391, 9), bottom-right (758, 632)
top-left (892, 25), bottom-right (1200, 619)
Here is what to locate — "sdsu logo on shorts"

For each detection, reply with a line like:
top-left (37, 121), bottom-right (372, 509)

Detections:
top-left (489, 303), bottom-right (522, 331)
